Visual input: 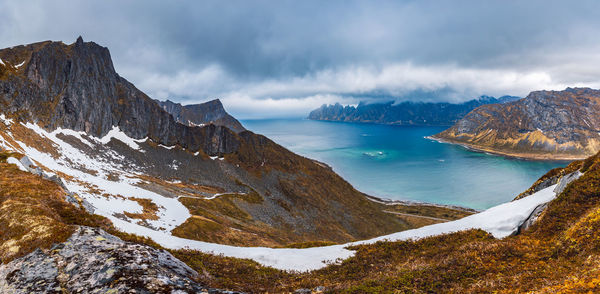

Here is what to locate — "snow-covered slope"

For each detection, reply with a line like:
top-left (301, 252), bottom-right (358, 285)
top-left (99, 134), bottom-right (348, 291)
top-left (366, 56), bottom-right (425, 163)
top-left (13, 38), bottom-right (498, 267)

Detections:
top-left (102, 184), bottom-right (561, 271)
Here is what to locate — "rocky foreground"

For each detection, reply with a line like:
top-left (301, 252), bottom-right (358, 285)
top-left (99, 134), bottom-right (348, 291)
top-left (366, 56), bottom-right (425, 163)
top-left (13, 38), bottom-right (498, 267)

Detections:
top-left (0, 227), bottom-right (234, 293)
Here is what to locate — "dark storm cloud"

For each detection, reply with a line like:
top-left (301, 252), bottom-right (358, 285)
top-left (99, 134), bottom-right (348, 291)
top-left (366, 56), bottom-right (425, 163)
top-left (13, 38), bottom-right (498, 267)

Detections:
top-left (2, 0), bottom-right (600, 118)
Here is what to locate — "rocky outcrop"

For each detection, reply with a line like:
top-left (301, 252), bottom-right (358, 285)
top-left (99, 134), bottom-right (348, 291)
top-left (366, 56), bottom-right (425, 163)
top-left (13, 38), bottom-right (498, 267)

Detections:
top-left (157, 99), bottom-right (246, 133)
top-left (433, 88), bottom-right (600, 159)
top-left (0, 226), bottom-right (234, 293)
top-left (517, 171), bottom-right (582, 233)
top-left (308, 96), bottom-right (519, 126)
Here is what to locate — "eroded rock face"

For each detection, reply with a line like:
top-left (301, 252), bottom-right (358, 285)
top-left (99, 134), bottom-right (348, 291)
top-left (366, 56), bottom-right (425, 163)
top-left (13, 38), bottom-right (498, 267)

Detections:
top-left (157, 99), bottom-right (246, 134)
top-left (0, 37), bottom-right (239, 156)
top-left (434, 88), bottom-right (600, 159)
top-left (0, 226), bottom-right (233, 293)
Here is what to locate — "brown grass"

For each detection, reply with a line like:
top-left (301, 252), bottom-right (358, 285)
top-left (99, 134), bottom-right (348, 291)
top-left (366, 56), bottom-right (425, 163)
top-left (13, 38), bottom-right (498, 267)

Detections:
top-left (123, 197), bottom-right (160, 221)
top-left (0, 151), bottom-right (110, 263)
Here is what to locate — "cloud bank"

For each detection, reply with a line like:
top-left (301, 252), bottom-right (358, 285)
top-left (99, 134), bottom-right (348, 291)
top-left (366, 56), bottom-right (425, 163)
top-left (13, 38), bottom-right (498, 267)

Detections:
top-left (2, 0), bottom-right (600, 118)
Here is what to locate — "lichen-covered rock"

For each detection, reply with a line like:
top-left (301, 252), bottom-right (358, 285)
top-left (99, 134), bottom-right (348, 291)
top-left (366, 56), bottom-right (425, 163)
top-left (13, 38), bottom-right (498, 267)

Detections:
top-left (0, 226), bottom-right (237, 293)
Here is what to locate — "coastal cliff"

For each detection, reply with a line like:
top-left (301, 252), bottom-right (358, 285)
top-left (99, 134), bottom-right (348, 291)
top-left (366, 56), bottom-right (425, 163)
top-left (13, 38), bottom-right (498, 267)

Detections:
top-left (432, 87), bottom-right (600, 160)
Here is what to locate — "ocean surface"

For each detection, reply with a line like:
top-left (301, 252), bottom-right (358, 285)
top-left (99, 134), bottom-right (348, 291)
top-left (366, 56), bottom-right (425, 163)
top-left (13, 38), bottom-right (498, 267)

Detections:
top-left (242, 119), bottom-right (568, 210)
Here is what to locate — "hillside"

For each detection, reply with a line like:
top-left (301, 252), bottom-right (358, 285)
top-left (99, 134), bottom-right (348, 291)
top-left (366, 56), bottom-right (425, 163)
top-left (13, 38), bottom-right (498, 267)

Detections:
top-left (156, 99), bottom-right (246, 133)
top-left (4, 142), bottom-right (600, 292)
top-left (153, 152), bottom-right (600, 293)
top-left (432, 87), bottom-right (600, 160)
top-left (308, 95), bottom-right (519, 126)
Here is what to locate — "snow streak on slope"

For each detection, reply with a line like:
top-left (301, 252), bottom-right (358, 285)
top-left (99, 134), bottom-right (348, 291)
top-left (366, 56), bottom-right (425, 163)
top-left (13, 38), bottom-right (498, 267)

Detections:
top-left (0, 121), bottom-right (190, 232)
top-left (0, 119), bottom-right (563, 272)
top-left (101, 184), bottom-right (560, 271)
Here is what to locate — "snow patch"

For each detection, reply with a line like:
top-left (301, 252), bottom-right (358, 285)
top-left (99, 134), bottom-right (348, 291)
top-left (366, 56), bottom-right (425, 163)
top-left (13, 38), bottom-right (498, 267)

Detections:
top-left (204, 192), bottom-right (246, 200)
top-left (188, 120), bottom-right (206, 127)
top-left (158, 144), bottom-right (176, 150)
top-left (52, 128), bottom-right (95, 148)
top-left (6, 157), bottom-right (27, 172)
top-left (0, 114), bottom-right (13, 126)
top-left (97, 126), bottom-right (143, 150)
top-left (0, 58), bottom-right (4, 66)
top-left (14, 61), bottom-right (25, 68)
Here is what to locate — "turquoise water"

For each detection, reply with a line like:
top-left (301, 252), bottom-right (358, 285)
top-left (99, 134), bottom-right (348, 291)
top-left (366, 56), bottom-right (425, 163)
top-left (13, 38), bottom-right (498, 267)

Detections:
top-left (242, 119), bottom-right (568, 210)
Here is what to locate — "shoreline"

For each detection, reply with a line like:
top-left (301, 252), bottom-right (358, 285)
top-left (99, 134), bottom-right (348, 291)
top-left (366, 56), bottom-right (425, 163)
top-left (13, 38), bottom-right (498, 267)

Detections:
top-left (425, 135), bottom-right (583, 162)
top-left (365, 194), bottom-right (480, 213)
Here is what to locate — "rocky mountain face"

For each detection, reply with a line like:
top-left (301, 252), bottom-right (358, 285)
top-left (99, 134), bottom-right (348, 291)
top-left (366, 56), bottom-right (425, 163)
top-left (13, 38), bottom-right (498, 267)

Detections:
top-left (308, 95), bottom-right (519, 126)
top-left (0, 36), bottom-right (238, 156)
top-left (157, 99), bottom-right (246, 133)
top-left (433, 87), bottom-right (600, 160)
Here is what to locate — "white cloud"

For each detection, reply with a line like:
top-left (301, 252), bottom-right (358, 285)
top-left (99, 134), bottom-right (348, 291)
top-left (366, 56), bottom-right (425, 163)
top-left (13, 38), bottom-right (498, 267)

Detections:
top-left (127, 62), bottom-right (585, 118)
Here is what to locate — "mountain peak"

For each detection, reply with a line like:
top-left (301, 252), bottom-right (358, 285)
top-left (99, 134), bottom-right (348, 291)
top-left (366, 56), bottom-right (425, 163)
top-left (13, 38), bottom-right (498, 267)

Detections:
top-left (156, 98), bottom-right (245, 133)
top-left (75, 36), bottom-right (84, 45)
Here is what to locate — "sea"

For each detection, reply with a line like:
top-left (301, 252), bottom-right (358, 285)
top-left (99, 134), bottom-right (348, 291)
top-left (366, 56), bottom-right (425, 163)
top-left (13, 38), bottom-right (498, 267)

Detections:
top-left (242, 119), bottom-right (568, 210)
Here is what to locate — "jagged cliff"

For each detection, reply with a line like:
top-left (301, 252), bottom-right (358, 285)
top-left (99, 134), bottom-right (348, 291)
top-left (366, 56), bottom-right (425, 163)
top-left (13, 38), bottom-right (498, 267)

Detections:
top-left (0, 37), bottom-right (239, 156)
top-left (308, 95), bottom-right (519, 126)
top-left (433, 87), bottom-right (600, 160)
top-left (157, 99), bottom-right (246, 133)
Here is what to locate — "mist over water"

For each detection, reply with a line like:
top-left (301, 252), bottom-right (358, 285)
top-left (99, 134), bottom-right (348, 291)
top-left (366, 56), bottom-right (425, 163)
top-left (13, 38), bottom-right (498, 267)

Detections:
top-left (243, 119), bottom-right (567, 210)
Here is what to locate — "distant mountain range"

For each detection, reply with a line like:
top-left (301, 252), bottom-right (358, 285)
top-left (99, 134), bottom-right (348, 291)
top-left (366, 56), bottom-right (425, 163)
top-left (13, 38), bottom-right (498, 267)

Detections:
top-left (308, 95), bottom-right (520, 126)
top-left (432, 87), bottom-right (600, 160)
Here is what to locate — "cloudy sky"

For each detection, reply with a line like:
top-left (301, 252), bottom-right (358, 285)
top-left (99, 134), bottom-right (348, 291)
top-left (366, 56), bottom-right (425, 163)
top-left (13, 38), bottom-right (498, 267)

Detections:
top-left (2, 0), bottom-right (600, 118)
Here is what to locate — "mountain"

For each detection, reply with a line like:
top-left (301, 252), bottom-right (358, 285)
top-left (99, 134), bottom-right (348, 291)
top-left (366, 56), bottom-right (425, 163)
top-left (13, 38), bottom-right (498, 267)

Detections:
top-left (156, 99), bottom-right (246, 133)
top-left (0, 36), bottom-right (434, 246)
top-left (307, 95), bottom-right (520, 126)
top-left (432, 87), bottom-right (600, 160)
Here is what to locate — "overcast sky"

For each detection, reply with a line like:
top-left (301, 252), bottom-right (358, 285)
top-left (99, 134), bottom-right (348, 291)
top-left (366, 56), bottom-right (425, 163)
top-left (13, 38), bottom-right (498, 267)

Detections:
top-left (2, 0), bottom-right (600, 118)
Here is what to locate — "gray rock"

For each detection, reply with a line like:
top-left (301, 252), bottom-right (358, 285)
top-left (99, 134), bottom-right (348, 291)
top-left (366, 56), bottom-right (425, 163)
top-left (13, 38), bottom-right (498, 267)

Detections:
top-left (517, 171), bottom-right (583, 233)
top-left (0, 226), bottom-right (238, 293)
top-left (553, 171), bottom-right (582, 195)
top-left (157, 99), bottom-right (246, 134)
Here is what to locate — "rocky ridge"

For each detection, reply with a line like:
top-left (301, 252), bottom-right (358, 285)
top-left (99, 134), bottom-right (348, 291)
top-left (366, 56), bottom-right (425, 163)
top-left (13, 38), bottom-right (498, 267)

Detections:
top-left (157, 99), bottom-right (246, 133)
top-left (0, 36), bottom-right (237, 156)
top-left (432, 87), bottom-right (600, 160)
